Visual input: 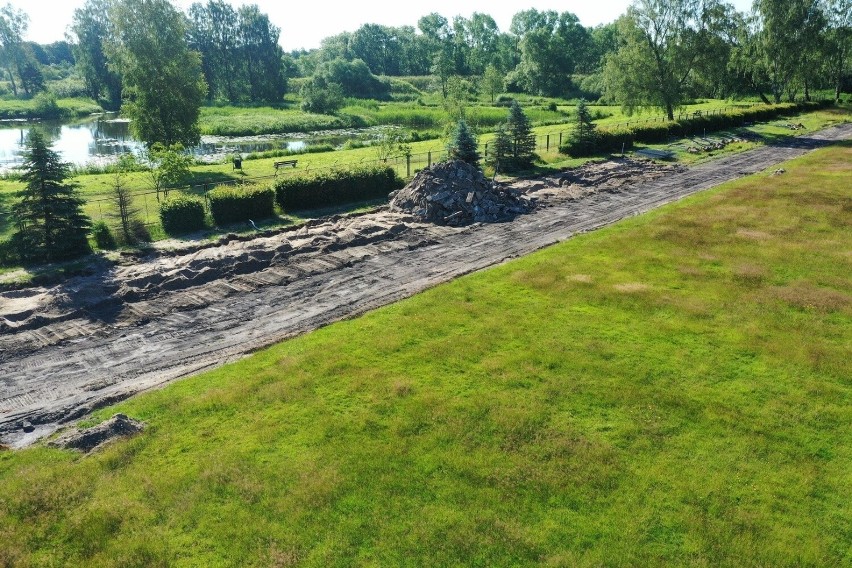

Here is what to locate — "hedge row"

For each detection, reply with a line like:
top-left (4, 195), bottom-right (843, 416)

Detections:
top-left (275, 165), bottom-right (403, 211)
top-left (560, 101), bottom-right (827, 157)
top-left (159, 195), bottom-right (206, 234)
top-left (208, 184), bottom-right (275, 226)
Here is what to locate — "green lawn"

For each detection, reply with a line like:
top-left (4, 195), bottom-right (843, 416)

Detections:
top-left (1, 143), bottom-right (849, 567)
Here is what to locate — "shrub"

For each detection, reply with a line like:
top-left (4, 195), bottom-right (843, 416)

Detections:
top-left (91, 221), bottom-right (117, 250)
top-left (129, 219), bottom-right (152, 243)
top-left (275, 165), bottom-right (402, 211)
top-left (159, 195), bottom-right (207, 234)
top-left (0, 238), bottom-right (19, 266)
top-left (208, 184), bottom-right (275, 226)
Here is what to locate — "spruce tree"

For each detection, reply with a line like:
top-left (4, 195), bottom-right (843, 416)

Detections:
top-left (569, 98), bottom-right (598, 157)
top-left (486, 123), bottom-right (513, 173)
top-left (12, 129), bottom-right (91, 263)
top-left (505, 100), bottom-right (537, 169)
top-left (446, 120), bottom-right (481, 167)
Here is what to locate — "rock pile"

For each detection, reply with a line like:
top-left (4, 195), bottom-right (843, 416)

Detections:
top-left (50, 414), bottom-right (145, 453)
top-left (389, 160), bottom-right (533, 226)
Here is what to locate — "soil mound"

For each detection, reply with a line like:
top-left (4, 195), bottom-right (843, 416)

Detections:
top-left (50, 414), bottom-right (145, 453)
top-left (389, 160), bottom-right (533, 226)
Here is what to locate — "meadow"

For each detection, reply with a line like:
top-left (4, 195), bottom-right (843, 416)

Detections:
top-left (1, 143), bottom-right (849, 566)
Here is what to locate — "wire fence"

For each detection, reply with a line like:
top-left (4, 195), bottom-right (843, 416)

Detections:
top-left (84, 103), bottom-right (761, 226)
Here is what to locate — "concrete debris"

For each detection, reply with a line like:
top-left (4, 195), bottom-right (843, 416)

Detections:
top-left (389, 160), bottom-right (534, 226)
top-left (49, 413), bottom-right (145, 453)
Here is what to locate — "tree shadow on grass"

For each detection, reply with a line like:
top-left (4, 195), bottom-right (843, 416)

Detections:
top-left (0, 190), bottom-right (18, 238)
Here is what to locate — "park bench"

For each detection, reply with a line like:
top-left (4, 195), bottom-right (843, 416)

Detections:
top-left (635, 148), bottom-right (675, 160)
top-left (274, 159), bottom-right (297, 171)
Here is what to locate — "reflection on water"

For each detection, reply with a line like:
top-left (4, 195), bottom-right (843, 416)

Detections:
top-left (0, 114), bottom-right (391, 172)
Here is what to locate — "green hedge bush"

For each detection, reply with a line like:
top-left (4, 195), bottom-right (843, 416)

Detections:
top-left (160, 195), bottom-right (207, 234)
top-left (275, 165), bottom-right (403, 211)
top-left (91, 221), bottom-right (117, 250)
top-left (208, 184), bottom-right (275, 226)
top-left (560, 102), bottom-right (826, 157)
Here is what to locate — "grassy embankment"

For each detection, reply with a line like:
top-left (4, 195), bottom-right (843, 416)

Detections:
top-left (1, 143), bottom-right (850, 566)
top-left (0, 97), bottom-right (103, 120)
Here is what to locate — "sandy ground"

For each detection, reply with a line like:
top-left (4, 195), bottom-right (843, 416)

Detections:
top-left (1, 124), bottom-right (850, 448)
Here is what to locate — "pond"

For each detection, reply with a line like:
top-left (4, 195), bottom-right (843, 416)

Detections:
top-left (0, 114), bottom-right (390, 172)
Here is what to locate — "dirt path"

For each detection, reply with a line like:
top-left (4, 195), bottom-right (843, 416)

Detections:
top-left (2, 124), bottom-right (850, 447)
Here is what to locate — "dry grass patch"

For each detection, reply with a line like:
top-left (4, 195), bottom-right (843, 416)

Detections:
top-left (768, 283), bottom-right (851, 313)
top-left (613, 282), bottom-right (651, 293)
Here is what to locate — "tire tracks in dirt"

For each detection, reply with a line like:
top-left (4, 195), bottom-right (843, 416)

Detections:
top-left (1, 124), bottom-right (849, 447)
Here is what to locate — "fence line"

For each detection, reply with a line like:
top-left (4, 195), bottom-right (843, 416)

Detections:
top-left (84, 103), bottom-right (759, 226)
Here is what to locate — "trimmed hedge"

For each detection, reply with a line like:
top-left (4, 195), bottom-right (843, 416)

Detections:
top-left (209, 184), bottom-right (275, 226)
top-left (275, 165), bottom-right (403, 211)
top-left (560, 101), bottom-right (827, 157)
top-left (160, 195), bottom-right (207, 234)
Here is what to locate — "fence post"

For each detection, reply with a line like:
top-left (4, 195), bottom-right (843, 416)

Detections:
top-left (427, 151), bottom-right (432, 166)
top-left (546, 134), bottom-right (550, 151)
top-left (406, 154), bottom-right (411, 178)
top-left (484, 143), bottom-right (488, 158)
top-left (559, 132), bottom-right (563, 147)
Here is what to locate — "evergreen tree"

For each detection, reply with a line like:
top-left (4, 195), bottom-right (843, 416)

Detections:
top-left (11, 129), bottom-right (91, 263)
top-left (505, 100), bottom-right (537, 168)
top-left (446, 120), bottom-right (480, 166)
top-left (568, 99), bottom-right (597, 156)
top-left (486, 122), bottom-right (513, 172)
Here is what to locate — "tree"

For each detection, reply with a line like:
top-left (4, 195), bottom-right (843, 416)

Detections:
top-left (238, 5), bottom-right (287, 103)
top-left (108, 0), bottom-right (207, 147)
top-left (0, 4), bottom-right (44, 98)
top-left (446, 120), bottom-right (480, 166)
top-left (11, 129), bottom-right (91, 263)
top-left (821, 0), bottom-right (851, 102)
top-left (109, 154), bottom-right (142, 244)
top-left (146, 144), bottom-right (193, 202)
top-left (482, 65), bottom-right (504, 103)
top-left (300, 74), bottom-right (344, 114)
top-left (71, 0), bottom-right (122, 108)
top-left (486, 122), bottom-right (513, 172)
top-left (603, 0), bottom-right (717, 120)
top-left (567, 99), bottom-right (597, 156)
top-left (505, 101), bottom-right (537, 168)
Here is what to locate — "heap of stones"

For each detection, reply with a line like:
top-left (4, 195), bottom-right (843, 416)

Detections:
top-left (389, 160), bottom-right (533, 226)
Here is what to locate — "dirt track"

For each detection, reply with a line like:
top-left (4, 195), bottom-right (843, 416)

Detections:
top-left (2, 124), bottom-right (850, 448)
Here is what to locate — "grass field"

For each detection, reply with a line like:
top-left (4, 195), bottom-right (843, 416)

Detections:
top-left (1, 143), bottom-right (849, 566)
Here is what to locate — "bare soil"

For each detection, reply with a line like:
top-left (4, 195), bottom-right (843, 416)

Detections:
top-left (1, 125), bottom-right (849, 448)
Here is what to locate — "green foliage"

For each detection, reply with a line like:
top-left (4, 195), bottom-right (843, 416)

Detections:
top-left (208, 184), bottom-right (275, 226)
top-left (110, 0), bottom-right (208, 146)
top-left (300, 75), bottom-right (344, 114)
top-left (504, 100), bottom-right (537, 168)
top-left (11, 129), bottom-right (91, 263)
top-left (199, 106), bottom-right (358, 137)
top-left (70, 0), bottom-right (122, 108)
top-left (32, 92), bottom-right (63, 120)
top-left (146, 144), bottom-right (194, 200)
top-left (316, 58), bottom-right (390, 100)
top-left (159, 195), bottom-right (206, 235)
top-left (482, 65), bottom-right (504, 103)
top-left (565, 99), bottom-right (598, 157)
top-left (275, 165), bottom-right (402, 211)
top-left (486, 122), bottom-right (513, 171)
top-left (91, 220), bottom-right (116, 250)
top-left (446, 119), bottom-right (481, 166)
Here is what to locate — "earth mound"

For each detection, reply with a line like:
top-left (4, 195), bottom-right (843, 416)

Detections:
top-left (50, 414), bottom-right (145, 453)
top-left (389, 160), bottom-right (533, 226)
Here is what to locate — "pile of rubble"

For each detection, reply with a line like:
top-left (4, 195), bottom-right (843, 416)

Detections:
top-left (389, 160), bottom-right (533, 226)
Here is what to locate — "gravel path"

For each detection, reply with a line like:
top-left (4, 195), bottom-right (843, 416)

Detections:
top-left (1, 124), bottom-right (849, 448)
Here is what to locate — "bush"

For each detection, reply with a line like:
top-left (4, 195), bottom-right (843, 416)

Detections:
top-left (160, 195), bottom-right (207, 235)
top-left (208, 184), bottom-right (275, 226)
top-left (275, 165), bottom-right (403, 211)
top-left (0, 238), bottom-right (19, 266)
top-left (92, 221), bottom-right (117, 250)
top-left (559, 102), bottom-right (825, 157)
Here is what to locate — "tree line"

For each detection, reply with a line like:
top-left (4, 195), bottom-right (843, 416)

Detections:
top-left (0, 0), bottom-right (848, 149)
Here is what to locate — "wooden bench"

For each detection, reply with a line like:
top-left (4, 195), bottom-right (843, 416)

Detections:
top-left (274, 159), bottom-right (297, 172)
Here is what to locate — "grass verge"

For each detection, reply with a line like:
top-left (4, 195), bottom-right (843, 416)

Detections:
top-left (1, 143), bottom-right (850, 566)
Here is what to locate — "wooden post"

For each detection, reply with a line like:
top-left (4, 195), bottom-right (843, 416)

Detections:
top-left (406, 154), bottom-right (411, 178)
top-left (484, 143), bottom-right (488, 158)
top-left (427, 151), bottom-right (432, 166)
top-left (559, 132), bottom-right (563, 146)
top-left (546, 134), bottom-right (550, 151)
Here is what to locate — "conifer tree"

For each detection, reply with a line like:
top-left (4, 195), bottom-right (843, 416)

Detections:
top-left (569, 98), bottom-right (598, 156)
top-left (486, 122), bottom-right (513, 172)
top-left (446, 120), bottom-right (481, 167)
top-left (505, 100), bottom-right (537, 168)
top-left (12, 129), bottom-right (91, 262)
